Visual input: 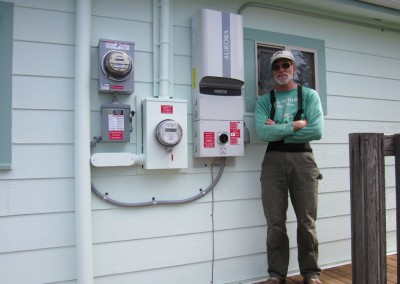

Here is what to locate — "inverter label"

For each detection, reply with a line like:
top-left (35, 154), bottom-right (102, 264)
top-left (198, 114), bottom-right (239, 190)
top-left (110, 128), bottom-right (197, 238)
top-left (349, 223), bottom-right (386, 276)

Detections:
top-left (204, 132), bottom-right (215, 148)
top-left (230, 121), bottom-right (241, 145)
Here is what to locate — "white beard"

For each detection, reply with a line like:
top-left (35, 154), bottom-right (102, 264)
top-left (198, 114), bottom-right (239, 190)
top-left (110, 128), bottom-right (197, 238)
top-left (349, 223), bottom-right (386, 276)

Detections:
top-left (274, 72), bottom-right (293, 85)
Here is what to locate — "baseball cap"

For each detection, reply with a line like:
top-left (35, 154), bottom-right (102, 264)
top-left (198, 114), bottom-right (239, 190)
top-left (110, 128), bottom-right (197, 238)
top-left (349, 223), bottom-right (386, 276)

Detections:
top-left (270, 50), bottom-right (295, 66)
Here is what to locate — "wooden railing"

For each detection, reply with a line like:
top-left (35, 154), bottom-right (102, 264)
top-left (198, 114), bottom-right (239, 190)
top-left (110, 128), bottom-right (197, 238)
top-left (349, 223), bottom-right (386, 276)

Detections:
top-left (349, 133), bottom-right (400, 284)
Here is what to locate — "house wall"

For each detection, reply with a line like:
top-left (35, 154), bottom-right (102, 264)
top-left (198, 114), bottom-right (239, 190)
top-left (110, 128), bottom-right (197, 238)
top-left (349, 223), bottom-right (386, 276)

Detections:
top-left (0, 0), bottom-right (399, 283)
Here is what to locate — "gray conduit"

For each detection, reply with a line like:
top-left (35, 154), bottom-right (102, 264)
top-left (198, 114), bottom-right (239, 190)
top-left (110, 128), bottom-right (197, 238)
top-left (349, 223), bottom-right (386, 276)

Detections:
top-left (91, 157), bottom-right (226, 207)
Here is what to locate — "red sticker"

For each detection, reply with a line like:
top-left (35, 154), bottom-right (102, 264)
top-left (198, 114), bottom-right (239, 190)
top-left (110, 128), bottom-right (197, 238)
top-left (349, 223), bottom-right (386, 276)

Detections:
top-left (110, 85), bottom-right (124, 90)
top-left (230, 122), bottom-right (241, 145)
top-left (203, 132), bottom-right (215, 148)
top-left (109, 131), bottom-right (123, 140)
top-left (161, 105), bottom-right (173, 114)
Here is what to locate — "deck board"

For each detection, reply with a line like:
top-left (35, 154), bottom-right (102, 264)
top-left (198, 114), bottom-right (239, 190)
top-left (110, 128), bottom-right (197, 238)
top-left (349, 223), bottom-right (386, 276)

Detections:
top-left (255, 254), bottom-right (397, 283)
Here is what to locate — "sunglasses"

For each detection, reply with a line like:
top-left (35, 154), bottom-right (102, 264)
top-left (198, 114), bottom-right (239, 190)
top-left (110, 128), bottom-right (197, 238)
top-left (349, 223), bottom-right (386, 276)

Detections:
top-left (271, 62), bottom-right (292, 71)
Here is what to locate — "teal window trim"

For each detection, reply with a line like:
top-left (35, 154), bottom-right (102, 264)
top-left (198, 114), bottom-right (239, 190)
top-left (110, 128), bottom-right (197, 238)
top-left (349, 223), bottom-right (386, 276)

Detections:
top-left (244, 28), bottom-right (327, 115)
top-left (0, 2), bottom-right (13, 169)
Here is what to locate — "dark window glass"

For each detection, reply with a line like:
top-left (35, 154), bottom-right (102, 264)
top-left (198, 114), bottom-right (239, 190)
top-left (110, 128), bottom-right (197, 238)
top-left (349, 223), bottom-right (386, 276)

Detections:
top-left (292, 49), bottom-right (316, 89)
top-left (257, 45), bottom-right (282, 96)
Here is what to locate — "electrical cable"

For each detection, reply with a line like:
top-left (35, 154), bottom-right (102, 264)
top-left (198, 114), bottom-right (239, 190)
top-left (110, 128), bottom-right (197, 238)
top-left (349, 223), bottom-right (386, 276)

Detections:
top-left (210, 159), bottom-right (217, 284)
top-left (90, 136), bottom-right (226, 207)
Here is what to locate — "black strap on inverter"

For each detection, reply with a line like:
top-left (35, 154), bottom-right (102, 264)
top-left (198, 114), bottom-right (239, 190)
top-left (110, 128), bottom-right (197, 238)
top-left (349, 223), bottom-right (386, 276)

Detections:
top-left (269, 84), bottom-right (303, 121)
top-left (267, 85), bottom-right (312, 152)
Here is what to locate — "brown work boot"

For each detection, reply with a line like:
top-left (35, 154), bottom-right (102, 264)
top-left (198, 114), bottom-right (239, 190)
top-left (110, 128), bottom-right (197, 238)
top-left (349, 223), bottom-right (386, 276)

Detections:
top-left (265, 276), bottom-right (286, 284)
top-left (303, 276), bottom-right (322, 284)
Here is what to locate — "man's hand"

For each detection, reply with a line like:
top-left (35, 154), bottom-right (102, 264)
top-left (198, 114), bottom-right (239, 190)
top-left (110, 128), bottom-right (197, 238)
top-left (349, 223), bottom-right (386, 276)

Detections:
top-left (265, 119), bottom-right (275, 125)
top-left (293, 120), bottom-right (308, 131)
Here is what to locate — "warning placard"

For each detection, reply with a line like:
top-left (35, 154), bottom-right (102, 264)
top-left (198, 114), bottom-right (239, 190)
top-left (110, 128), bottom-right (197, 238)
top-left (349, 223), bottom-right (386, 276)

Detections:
top-left (203, 132), bottom-right (215, 148)
top-left (108, 109), bottom-right (125, 140)
top-left (161, 105), bottom-right (173, 114)
top-left (230, 121), bottom-right (241, 145)
top-left (109, 131), bottom-right (123, 140)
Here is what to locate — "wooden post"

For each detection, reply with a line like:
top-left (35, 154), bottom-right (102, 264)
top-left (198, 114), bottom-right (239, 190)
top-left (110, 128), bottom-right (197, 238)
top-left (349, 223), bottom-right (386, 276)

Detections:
top-left (394, 134), bottom-right (400, 284)
top-left (349, 133), bottom-right (387, 284)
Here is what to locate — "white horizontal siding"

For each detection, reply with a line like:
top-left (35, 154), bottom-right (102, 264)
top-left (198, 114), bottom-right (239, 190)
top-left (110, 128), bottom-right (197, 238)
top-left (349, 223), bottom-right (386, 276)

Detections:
top-left (0, 145), bottom-right (73, 179)
top-left (93, 233), bottom-right (213, 276)
top-left (92, 0), bottom-right (152, 23)
top-left (13, 41), bottom-right (74, 77)
top-left (240, 2), bottom-right (400, 58)
top-left (327, 72), bottom-right (400, 100)
top-left (0, 247), bottom-right (76, 284)
top-left (326, 48), bottom-right (400, 79)
top-left (14, 7), bottom-right (75, 44)
top-left (94, 262), bottom-right (212, 284)
top-left (0, 213), bottom-right (75, 253)
top-left (92, 203), bottom-right (213, 243)
top-left (327, 95), bottom-right (400, 121)
top-left (322, 119), bottom-right (400, 143)
top-left (13, 76), bottom-right (75, 110)
top-left (1, 0), bottom-right (399, 283)
top-left (91, 17), bottom-right (153, 51)
top-left (13, 110), bottom-right (74, 143)
top-left (0, 178), bottom-right (74, 216)
top-left (12, 0), bottom-right (74, 12)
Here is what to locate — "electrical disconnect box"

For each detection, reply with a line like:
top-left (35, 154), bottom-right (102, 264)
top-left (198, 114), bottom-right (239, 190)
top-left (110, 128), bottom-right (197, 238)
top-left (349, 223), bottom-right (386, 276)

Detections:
top-left (142, 98), bottom-right (188, 169)
top-left (101, 98), bottom-right (131, 143)
top-left (191, 9), bottom-right (245, 158)
top-left (98, 39), bottom-right (135, 95)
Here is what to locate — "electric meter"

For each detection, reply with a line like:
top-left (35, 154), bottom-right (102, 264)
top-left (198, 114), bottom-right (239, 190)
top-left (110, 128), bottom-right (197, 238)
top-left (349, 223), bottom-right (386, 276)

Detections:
top-left (101, 50), bottom-right (133, 81)
top-left (155, 119), bottom-right (183, 147)
top-left (98, 39), bottom-right (135, 94)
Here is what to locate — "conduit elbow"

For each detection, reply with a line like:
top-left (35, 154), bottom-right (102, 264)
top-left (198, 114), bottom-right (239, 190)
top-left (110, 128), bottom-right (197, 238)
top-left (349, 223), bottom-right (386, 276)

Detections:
top-left (90, 152), bottom-right (146, 167)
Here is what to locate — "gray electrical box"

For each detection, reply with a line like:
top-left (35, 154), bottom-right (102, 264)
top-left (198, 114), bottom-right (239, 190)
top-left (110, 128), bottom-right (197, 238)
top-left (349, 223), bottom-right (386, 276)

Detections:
top-left (98, 39), bottom-right (135, 95)
top-left (101, 100), bottom-right (131, 143)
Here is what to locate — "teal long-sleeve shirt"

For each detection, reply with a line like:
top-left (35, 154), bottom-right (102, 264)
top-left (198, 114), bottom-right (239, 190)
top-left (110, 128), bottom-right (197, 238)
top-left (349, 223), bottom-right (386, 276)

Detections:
top-left (255, 86), bottom-right (324, 143)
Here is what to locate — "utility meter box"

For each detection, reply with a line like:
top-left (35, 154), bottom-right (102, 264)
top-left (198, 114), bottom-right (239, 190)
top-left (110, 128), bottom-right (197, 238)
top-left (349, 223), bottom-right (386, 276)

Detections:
top-left (142, 98), bottom-right (188, 169)
top-left (191, 9), bottom-right (245, 158)
top-left (98, 39), bottom-right (135, 95)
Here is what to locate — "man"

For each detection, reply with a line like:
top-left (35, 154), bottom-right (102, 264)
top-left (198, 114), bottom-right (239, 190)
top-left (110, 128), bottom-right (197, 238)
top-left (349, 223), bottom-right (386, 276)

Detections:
top-left (255, 50), bottom-right (324, 284)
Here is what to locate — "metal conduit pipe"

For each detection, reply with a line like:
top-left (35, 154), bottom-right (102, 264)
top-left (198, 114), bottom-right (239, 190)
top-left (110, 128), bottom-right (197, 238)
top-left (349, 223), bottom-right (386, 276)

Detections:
top-left (90, 157), bottom-right (226, 207)
top-left (74, 0), bottom-right (94, 283)
top-left (238, 2), bottom-right (400, 33)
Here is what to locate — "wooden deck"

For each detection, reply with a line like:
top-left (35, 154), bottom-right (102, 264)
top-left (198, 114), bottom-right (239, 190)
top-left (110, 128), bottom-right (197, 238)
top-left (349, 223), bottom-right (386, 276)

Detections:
top-left (256, 254), bottom-right (397, 284)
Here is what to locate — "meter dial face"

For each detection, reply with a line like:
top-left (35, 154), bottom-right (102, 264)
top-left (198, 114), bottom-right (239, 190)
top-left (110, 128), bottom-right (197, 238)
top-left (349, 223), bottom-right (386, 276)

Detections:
top-left (155, 119), bottom-right (183, 147)
top-left (102, 50), bottom-right (133, 81)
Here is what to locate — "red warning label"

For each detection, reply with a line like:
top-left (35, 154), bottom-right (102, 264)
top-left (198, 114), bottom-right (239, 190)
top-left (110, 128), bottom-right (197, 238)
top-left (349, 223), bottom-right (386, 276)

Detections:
top-left (109, 131), bottom-right (123, 140)
top-left (203, 132), bottom-right (215, 148)
top-left (230, 122), bottom-right (241, 145)
top-left (111, 85), bottom-right (124, 90)
top-left (161, 105), bottom-right (173, 114)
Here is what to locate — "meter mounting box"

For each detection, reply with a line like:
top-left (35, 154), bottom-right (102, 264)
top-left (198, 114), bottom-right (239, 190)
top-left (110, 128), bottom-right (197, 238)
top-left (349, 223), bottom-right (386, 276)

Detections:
top-left (142, 98), bottom-right (188, 169)
top-left (98, 39), bottom-right (135, 95)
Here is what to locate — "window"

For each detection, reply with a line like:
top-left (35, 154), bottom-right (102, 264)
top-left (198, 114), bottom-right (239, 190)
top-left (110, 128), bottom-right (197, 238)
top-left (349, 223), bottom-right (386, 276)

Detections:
top-left (244, 28), bottom-right (327, 114)
top-left (0, 2), bottom-right (13, 169)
